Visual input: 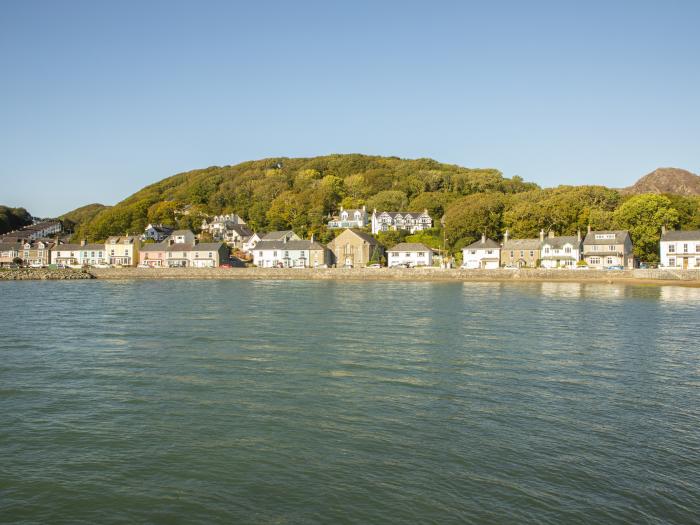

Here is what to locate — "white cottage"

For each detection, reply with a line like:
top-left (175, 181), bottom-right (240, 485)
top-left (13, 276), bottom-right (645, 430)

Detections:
top-left (371, 210), bottom-right (432, 235)
top-left (253, 238), bottom-right (330, 268)
top-left (387, 243), bottom-right (433, 267)
top-left (461, 235), bottom-right (501, 269)
top-left (660, 228), bottom-right (700, 269)
top-left (328, 206), bottom-right (368, 229)
top-left (540, 231), bottom-right (582, 269)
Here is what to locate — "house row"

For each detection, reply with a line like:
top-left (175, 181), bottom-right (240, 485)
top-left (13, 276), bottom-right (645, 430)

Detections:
top-left (140, 230), bottom-right (229, 268)
top-left (0, 220), bottom-right (63, 243)
top-left (326, 208), bottom-right (433, 234)
top-left (463, 227), bottom-right (636, 269)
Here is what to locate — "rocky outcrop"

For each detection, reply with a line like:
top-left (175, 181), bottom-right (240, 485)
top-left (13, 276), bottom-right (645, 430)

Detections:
top-left (0, 268), bottom-right (94, 280)
top-left (623, 168), bottom-right (700, 196)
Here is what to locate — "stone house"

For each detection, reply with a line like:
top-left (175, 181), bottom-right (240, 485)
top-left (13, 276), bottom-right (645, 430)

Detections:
top-left (500, 231), bottom-right (540, 268)
top-left (326, 229), bottom-right (383, 267)
top-left (19, 240), bottom-right (54, 267)
top-left (0, 243), bottom-right (20, 267)
top-left (582, 228), bottom-right (634, 269)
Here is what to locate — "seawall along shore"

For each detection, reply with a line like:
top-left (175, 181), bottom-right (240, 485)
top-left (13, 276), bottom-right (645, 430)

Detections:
top-left (2, 267), bottom-right (699, 285)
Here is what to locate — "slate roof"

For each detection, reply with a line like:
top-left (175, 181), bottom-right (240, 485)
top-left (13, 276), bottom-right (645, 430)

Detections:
top-left (583, 230), bottom-right (630, 245)
top-left (330, 229), bottom-right (378, 245)
top-left (228, 224), bottom-right (253, 237)
top-left (54, 243), bottom-right (105, 251)
top-left (464, 237), bottom-right (500, 250)
top-left (262, 230), bottom-right (296, 241)
top-left (542, 236), bottom-right (580, 249)
top-left (375, 211), bottom-right (429, 218)
top-left (388, 242), bottom-right (432, 252)
top-left (502, 238), bottom-right (541, 250)
top-left (660, 229), bottom-right (700, 241)
top-left (141, 242), bottom-right (226, 252)
top-left (255, 240), bottom-right (327, 251)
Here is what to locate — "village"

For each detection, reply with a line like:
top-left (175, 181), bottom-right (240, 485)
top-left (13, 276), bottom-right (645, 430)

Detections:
top-left (1, 209), bottom-right (699, 272)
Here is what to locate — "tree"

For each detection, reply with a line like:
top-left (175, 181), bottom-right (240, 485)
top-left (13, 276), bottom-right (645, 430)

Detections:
top-left (366, 190), bottom-right (408, 212)
top-left (613, 194), bottom-right (680, 263)
top-left (408, 192), bottom-right (460, 219)
top-left (443, 193), bottom-right (506, 248)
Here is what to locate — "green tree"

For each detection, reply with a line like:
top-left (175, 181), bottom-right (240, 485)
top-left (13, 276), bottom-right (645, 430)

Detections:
top-left (613, 194), bottom-right (680, 263)
top-left (443, 193), bottom-right (506, 248)
top-left (366, 190), bottom-right (408, 212)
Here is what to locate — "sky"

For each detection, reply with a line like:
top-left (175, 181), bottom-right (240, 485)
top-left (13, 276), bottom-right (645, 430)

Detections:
top-left (1, 0), bottom-right (699, 217)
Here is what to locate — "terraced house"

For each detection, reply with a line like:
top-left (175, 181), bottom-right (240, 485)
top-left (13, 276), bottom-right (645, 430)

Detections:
top-left (139, 230), bottom-right (229, 268)
top-left (582, 229), bottom-right (634, 269)
top-left (253, 238), bottom-right (330, 268)
top-left (660, 228), bottom-right (700, 269)
top-left (106, 235), bottom-right (140, 267)
top-left (500, 231), bottom-right (540, 268)
top-left (371, 209), bottom-right (432, 234)
top-left (51, 240), bottom-right (106, 267)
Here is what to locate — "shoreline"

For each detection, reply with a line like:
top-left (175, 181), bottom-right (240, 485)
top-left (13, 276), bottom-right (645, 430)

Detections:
top-left (3, 267), bottom-right (700, 286)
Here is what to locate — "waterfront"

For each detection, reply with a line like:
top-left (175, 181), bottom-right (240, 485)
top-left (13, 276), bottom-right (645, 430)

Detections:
top-left (1, 280), bottom-right (699, 523)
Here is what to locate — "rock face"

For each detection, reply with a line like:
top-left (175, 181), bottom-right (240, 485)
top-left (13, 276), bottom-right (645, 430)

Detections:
top-left (0, 268), bottom-right (94, 280)
top-left (624, 168), bottom-right (700, 196)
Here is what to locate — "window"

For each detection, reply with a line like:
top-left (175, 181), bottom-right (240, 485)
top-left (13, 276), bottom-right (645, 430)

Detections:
top-left (487, 250), bottom-right (493, 255)
top-left (208, 252), bottom-right (213, 258)
top-left (470, 250), bottom-right (476, 255)
top-left (273, 251), bottom-right (277, 257)
top-left (195, 252), bottom-right (199, 258)
top-left (669, 257), bottom-right (675, 267)
top-left (520, 250), bottom-right (524, 257)
top-left (606, 257), bottom-right (613, 265)
top-left (593, 245), bottom-right (598, 251)
top-left (565, 246), bottom-right (571, 254)
top-left (544, 247), bottom-right (550, 254)
top-left (510, 251), bottom-right (514, 257)
top-left (91, 252), bottom-right (95, 257)
top-left (259, 251), bottom-right (263, 257)
top-left (391, 252), bottom-right (398, 257)
top-left (683, 244), bottom-right (688, 253)
top-left (418, 252), bottom-right (425, 257)
top-left (529, 251), bottom-right (534, 257)
top-left (696, 245), bottom-right (700, 253)
top-left (609, 245), bottom-right (615, 251)
top-left (669, 244), bottom-right (675, 253)
top-left (110, 249), bottom-right (115, 255)
top-left (285, 251), bottom-right (289, 257)
top-left (590, 256), bottom-right (601, 264)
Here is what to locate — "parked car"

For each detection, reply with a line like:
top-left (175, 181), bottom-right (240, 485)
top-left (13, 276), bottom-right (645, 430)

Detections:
top-left (605, 265), bottom-right (625, 271)
top-left (219, 263), bottom-right (232, 269)
top-left (367, 263), bottom-right (381, 268)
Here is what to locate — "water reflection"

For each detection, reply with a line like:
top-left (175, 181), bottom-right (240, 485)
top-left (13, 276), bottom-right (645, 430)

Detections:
top-left (659, 285), bottom-right (700, 304)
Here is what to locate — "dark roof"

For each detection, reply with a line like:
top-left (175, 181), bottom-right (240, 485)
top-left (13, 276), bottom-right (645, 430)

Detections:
top-left (502, 238), bottom-right (541, 250)
top-left (375, 211), bottom-right (429, 218)
top-left (255, 240), bottom-right (326, 251)
top-left (464, 237), bottom-right (500, 250)
top-left (229, 224), bottom-right (253, 237)
top-left (141, 242), bottom-right (226, 252)
top-left (54, 243), bottom-right (105, 251)
top-left (262, 230), bottom-right (296, 241)
top-left (660, 229), bottom-right (700, 241)
top-left (542, 236), bottom-right (580, 249)
top-left (388, 242), bottom-right (432, 252)
top-left (330, 229), bottom-right (378, 245)
top-left (583, 230), bottom-right (630, 245)
top-left (0, 243), bottom-right (21, 251)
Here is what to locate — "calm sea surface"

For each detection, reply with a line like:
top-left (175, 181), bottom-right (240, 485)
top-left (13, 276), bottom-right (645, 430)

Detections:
top-left (1, 280), bottom-right (699, 524)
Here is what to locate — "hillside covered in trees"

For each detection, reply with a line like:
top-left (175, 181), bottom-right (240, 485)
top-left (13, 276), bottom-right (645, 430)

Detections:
top-left (70, 154), bottom-right (700, 263)
top-left (0, 206), bottom-right (33, 235)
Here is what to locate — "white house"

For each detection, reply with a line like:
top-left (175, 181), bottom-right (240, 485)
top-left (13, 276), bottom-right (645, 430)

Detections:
top-left (387, 242), bottom-right (433, 267)
top-left (241, 232), bottom-right (262, 254)
top-left (461, 235), bottom-right (501, 269)
top-left (371, 210), bottom-right (433, 235)
top-left (328, 206), bottom-right (368, 229)
top-left (51, 241), bottom-right (107, 267)
top-left (540, 230), bottom-right (582, 269)
top-left (143, 223), bottom-right (174, 242)
top-left (253, 238), bottom-right (330, 268)
top-left (660, 228), bottom-right (700, 269)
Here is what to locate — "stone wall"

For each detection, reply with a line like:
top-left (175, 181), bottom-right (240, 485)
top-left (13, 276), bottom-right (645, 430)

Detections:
top-left (87, 267), bottom-right (700, 282)
top-left (0, 268), bottom-right (94, 280)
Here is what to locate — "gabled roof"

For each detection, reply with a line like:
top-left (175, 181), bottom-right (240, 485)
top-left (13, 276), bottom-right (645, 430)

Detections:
top-left (255, 239), bottom-right (326, 251)
top-left (329, 229), bottom-right (378, 246)
top-left (583, 230), bottom-right (630, 245)
top-left (262, 230), bottom-right (296, 241)
top-left (464, 237), bottom-right (500, 250)
top-left (375, 211), bottom-right (430, 219)
top-left (54, 243), bottom-right (105, 251)
top-left (388, 242), bottom-right (432, 252)
top-left (542, 236), bottom-right (580, 249)
top-left (228, 224), bottom-right (253, 237)
top-left (502, 238), bottom-right (541, 250)
top-left (660, 229), bottom-right (700, 241)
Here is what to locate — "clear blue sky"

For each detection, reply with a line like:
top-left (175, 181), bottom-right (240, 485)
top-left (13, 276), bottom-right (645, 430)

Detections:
top-left (1, 0), bottom-right (698, 217)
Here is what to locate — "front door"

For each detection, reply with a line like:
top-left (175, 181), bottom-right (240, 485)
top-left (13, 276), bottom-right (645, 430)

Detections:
top-left (683, 257), bottom-right (688, 269)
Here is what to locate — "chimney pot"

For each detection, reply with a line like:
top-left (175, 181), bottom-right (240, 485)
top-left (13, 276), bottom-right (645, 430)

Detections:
top-left (548, 231), bottom-right (554, 239)
top-left (661, 225), bottom-right (667, 235)
top-left (539, 229), bottom-right (545, 242)
top-left (481, 233), bottom-right (486, 243)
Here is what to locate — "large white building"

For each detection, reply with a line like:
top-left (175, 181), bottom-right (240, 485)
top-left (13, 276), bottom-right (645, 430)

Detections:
top-left (660, 228), bottom-right (700, 269)
top-left (387, 242), bottom-right (433, 267)
top-left (253, 238), bottom-right (330, 268)
top-left (371, 210), bottom-right (432, 235)
top-left (51, 241), bottom-right (107, 267)
top-left (328, 206), bottom-right (368, 229)
top-left (461, 235), bottom-right (500, 269)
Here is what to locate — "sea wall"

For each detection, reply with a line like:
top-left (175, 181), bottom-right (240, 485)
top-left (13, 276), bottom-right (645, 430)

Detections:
top-left (0, 268), bottom-right (94, 280)
top-left (87, 267), bottom-right (700, 283)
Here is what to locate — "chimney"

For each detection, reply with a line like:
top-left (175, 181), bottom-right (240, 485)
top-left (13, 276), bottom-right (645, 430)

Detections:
top-left (481, 233), bottom-right (486, 244)
top-left (577, 230), bottom-right (581, 243)
top-left (539, 229), bottom-right (544, 242)
top-left (283, 236), bottom-right (287, 244)
top-left (169, 239), bottom-right (174, 246)
top-left (424, 208), bottom-right (428, 215)
top-left (587, 224), bottom-right (591, 234)
top-left (548, 231), bottom-right (554, 239)
top-left (362, 205), bottom-right (366, 212)
top-left (311, 234), bottom-right (315, 243)
top-left (504, 229), bottom-right (509, 243)
top-left (661, 224), bottom-right (667, 235)
top-left (81, 239), bottom-right (87, 246)
top-left (340, 205), bottom-right (344, 212)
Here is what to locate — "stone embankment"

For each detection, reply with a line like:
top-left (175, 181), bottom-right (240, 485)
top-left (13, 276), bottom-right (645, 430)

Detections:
top-left (0, 268), bottom-right (94, 280)
top-left (87, 267), bottom-right (700, 284)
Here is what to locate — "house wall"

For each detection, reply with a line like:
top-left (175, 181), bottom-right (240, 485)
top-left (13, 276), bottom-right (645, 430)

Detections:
top-left (254, 248), bottom-right (328, 268)
top-left (583, 238), bottom-right (634, 268)
top-left (462, 248), bottom-right (501, 269)
top-left (388, 250), bottom-right (433, 267)
top-left (660, 240), bottom-right (700, 268)
top-left (500, 248), bottom-right (540, 268)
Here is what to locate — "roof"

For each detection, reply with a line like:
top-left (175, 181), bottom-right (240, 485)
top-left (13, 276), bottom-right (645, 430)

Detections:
top-left (0, 243), bottom-right (21, 252)
top-left (171, 230), bottom-right (194, 236)
top-left (502, 238), bottom-right (541, 250)
top-left (329, 229), bottom-right (378, 246)
top-left (464, 237), bottom-right (500, 250)
top-left (375, 211), bottom-right (429, 218)
top-left (262, 230), bottom-right (295, 241)
top-left (255, 240), bottom-right (326, 251)
top-left (583, 230), bottom-right (630, 245)
top-left (140, 241), bottom-right (226, 252)
top-left (542, 236), bottom-right (580, 249)
top-left (54, 243), bottom-right (105, 251)
top-left (228, 224), bottom-right (253, 236)
top-left (388, 242), bottom-right (432, 252)
top-left (146, 224), bottom-right (174, 233)
top-left (660, 229), bottom-right (700, 241)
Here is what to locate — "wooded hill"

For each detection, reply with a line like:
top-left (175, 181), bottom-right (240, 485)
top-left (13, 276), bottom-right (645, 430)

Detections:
top-left (0, 206), bottom-right (33, 235)
top-left (66, 154), bottom-right (700, 263)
